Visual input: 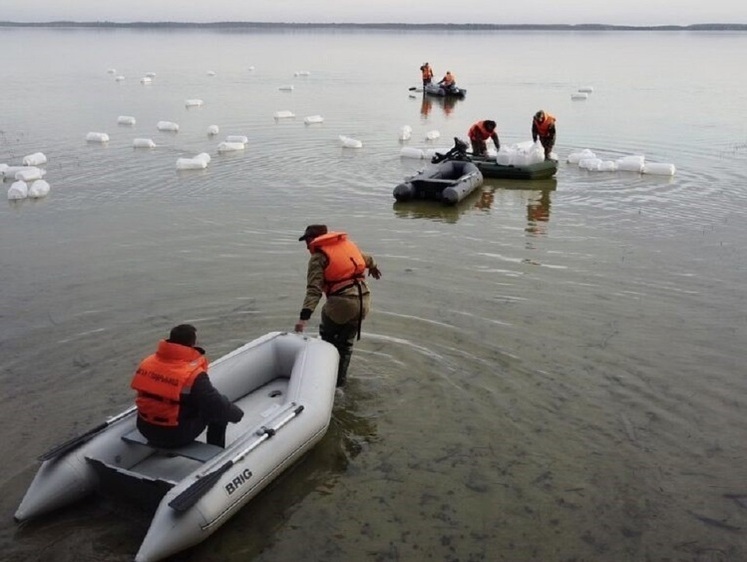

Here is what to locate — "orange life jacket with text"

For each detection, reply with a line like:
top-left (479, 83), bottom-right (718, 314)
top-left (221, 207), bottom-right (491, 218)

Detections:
top-left (469, 121), bottom-right (496, 141)
top-left (130, 341), bottom-right (208, 427)
top-left (533, 113), bottom-right (556, 137)
top-left (309, 231), bottom-right (366, 295)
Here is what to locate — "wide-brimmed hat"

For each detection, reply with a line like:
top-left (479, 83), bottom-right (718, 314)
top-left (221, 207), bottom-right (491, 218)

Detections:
top-left (298, 224), bottom-right (328, 241)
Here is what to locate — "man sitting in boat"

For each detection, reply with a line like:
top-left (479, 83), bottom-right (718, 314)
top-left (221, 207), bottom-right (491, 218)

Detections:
top-left (468, 120), bottom-right (501, 157)
top-left (438, 71), bottom-right (457, 93)
top-left (420, 62), bottom-right (434, 86)
top-left (532, 110), bottom-right (557, 161)
top-left (131, 324), bottom-right (244, 449)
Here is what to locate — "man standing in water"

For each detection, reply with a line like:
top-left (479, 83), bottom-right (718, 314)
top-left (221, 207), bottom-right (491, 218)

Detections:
top-left (532, 110), bottom-right (557, 161)
top-left (294, 225), bottom-right (381, 387)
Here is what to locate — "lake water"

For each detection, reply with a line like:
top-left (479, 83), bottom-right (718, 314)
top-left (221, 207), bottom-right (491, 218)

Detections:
top-left (1, 27), bottom-right (746, 561)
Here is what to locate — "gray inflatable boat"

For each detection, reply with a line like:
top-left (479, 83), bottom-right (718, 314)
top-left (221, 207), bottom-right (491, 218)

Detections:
top-left (394, 158), bottom-right (483, 205)
top-left (15, 332), bottom-right (339, 562)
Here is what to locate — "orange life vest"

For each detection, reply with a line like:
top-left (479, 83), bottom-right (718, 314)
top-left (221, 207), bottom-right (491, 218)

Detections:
top-left (533, 113), bottom-right (556, 137)
top-left (421, 65), bottom-right (433, 81)
top-left (130, 341), bottom-right (208, 427)
top-left (469, 121), bottom-right (496, 141)
top-left (441, 72), bottom-right (455, 86)
top-left (308, 231), bottom-right (366, 295)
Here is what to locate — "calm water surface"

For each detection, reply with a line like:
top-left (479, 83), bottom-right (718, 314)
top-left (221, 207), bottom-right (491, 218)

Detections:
top-left (1, 28), bottom-right (746, 561)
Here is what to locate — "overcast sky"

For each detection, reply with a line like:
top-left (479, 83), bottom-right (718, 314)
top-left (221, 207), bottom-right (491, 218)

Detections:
top-left (2, 0), bottom-right (745, 26)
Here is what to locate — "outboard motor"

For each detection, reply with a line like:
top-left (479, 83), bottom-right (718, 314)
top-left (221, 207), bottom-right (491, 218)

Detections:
top-left (431, 137), bottom-right (470, 163)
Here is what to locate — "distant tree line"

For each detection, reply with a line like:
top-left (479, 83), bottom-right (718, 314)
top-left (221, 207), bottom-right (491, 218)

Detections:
top-left (0, 21), bottom-right (746, 31)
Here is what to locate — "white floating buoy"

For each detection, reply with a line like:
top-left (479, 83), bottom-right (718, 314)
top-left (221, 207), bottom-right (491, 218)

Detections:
top-left (294, 71), bottom-right (311, 77)
top-left (28, 179), bottom-right (50, 198)
top-left (157, 121), bottom-right (179, 132)
top-left (616, 155), bottom-right (645, 172)
top-left (15, 167), bottom-right (45, 182)
top-left (207, 70), bottom-right (216, 77)
top-left (643, 162), bottom-right (676, 176)
top-left (107, 68), bottom-right (116, 74)
top-left (248, 66), bottom-right (255, 71)
top-left (185, 99), bottom-right (204, 108)
top-left (86, 132), bottom-right (109, 143)
top-left (194, 153), bottom-right (211, 165)
top-left (145, 72), bottom-right (157, 78)
top-left (578, 86), bottom-right (594, 93)
top-left (400, 146), bottom-right (425, 159)
top-left (176, 157), bottom-right (208, 170)
top-left (273, 110), bottom-right (295, 120)
top-left (115, 75), bottom-right (125, 82)
top-left (22, 152), bottom-right (47, 166)
top-left (118, 115), bottom-right (136, 125)
top-left (278, 85), bottom-right (294, 91)
top-left (339, 135), bottom-right (363, 149)
top-left (133, 138), bottom-right (156, 149)
top-left (140, 76), bottom-right (152, 85)
top-left (304, 115), bottom-right (324, 125)
top-left (225, 135), bottom-right (249, 144)
top-left (217, 141), bottom-right (245, 153)
top-left (207, 125), bottom-right (220, 136)
top-left (571, 93), bottom-right (589, 100)
top-left (399, 125), bottom-right (412, 141)
top-left (425, 130), bottom-right (441, 141)
top-left (8, 180), bottom-right (28, 200)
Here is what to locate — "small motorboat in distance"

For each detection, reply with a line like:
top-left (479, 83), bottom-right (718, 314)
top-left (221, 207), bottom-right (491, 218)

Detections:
top-left (14, 331), bottom-right (339, 562)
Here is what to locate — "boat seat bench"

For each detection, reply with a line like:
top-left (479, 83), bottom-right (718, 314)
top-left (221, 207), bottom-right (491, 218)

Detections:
top-left (122, 429), bottom-right (223, 462)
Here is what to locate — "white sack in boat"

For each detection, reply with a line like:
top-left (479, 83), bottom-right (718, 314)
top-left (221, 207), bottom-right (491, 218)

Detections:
top-left (400, 146), bottom-right (425, 159)
top-left (273, 110), bottom-right (295, 119)
top-left (22, 152), bottom-right (47, 166)
top-left (425, 130), bottom-right (440, 141)
top-left (185, 99), bottom-right (204, 107)
top-left (133, 138), bottom-right (156, 148)
top-left (225, 135), bottom-right (248, 144)
top-left (86, 132), bottom-right (109, 143)
top-left (217, 141), bottom-right (245, 152)
top-left (176, 157), bottom-right (208, 170)
top-left (157, 121), bottom-right (179, 132)
top-left (398, 125), bottom-right (412, 141)
top-left (28, 179), bottom-right (50, 198)
top-left (207, 125), bottom-right (220, 136)
top-left (304, 115), bottom-right (324, 125)
top-left (8, 180), bottom-right (28, 200)
top-left (118, 115), bottom-right (136, 125)
top-left (643, 162), bottom-right (676, 176)
top-left (339, 135), bottom-right (363, 148)
top-left (15, 167), bottom-right (45, 182)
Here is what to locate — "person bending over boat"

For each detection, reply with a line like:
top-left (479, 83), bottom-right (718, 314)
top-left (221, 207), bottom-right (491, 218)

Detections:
top-left (532, 110), bottom-right (557, 161)
top-left (294, 225), bottom-right (381, 388)
top-left (438, 71), bottom-right (457, 93)
top-left (420, 62), bottom-right (434, 86)
top-left (131, 324), bottom-right (244, 449)
top-left (468, 120), bottom-right (500, 157)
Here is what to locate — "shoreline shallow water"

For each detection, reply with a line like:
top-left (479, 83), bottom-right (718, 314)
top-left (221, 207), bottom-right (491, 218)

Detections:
top-left (2, 28), bottom-right (746, 561)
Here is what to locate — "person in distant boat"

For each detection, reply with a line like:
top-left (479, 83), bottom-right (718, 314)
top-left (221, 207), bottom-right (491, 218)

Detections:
top-left (131, 324), bottom-right (244, 449)
top-left (420, 62), bottom-right (434, 86)
top-left (294, 225), bottom-right (381, 388)
top-left (532, 110), bottom-right (557, 161)
top-left (468, 120), bottom-right (500, 157)
top-left (438, 71), bottom-right (457, 93)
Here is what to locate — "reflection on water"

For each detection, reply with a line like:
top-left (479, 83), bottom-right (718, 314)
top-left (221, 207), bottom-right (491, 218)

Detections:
top-left (525, 189), bottom-right (552, 236)
top-left (392, 188), bottom-right (484, 223)
top-left (419, 93), bottom-right (463, 120)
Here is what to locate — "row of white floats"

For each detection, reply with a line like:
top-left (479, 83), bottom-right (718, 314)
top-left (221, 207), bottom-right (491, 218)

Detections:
top-left (568, 149), bottom-right (676, 175)
top-left (2, 155), bottom-right (51, 200)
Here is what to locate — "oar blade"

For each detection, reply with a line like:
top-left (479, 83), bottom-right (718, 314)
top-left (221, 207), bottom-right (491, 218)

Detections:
top-left (169, 461), bottom-right (233, 513)
top-left (37, 424), bottom-right (105, 462)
